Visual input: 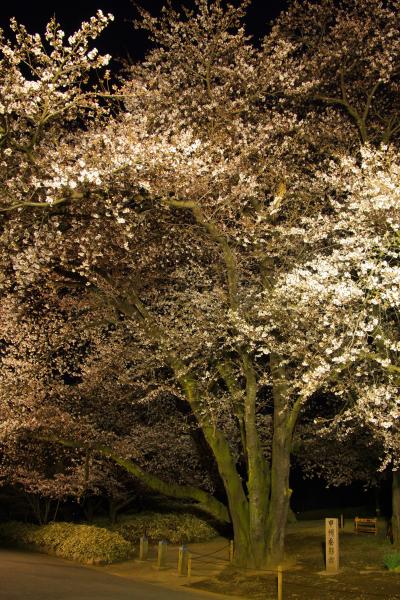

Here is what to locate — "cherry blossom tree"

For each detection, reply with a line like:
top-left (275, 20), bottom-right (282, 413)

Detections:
top-left (262, 144), bottom-right (400, 544)
top-left (0, 286), bottom-right (216, 520)
top-left (1, 0), bottom-right (399, 567)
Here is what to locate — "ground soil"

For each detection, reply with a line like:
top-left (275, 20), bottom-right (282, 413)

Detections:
top-left (103, 519), bottom-right (400, 600)
top-left (191, 520), bottom-right (400, 600)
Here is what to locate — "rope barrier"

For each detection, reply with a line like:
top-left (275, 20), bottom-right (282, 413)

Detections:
top-left (187, 557), bottom-right (230, 566)
top-left (186, 543), bottom-right (230, 558)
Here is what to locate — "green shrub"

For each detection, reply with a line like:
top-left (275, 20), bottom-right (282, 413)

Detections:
top-left (0, 521), bottom-right (39, 546)
top-left (0, 521), bottom-right (134, 564)
top-left (56, 525), bottom-right (133, 564)
top-left (102, 511), bottom-right (219, 544)
top-left (384, 552), bottom-right (400, 571)
top-left (0, 510), bottom-right (218, 563)
top-left (33, 522), bottom-right (77, 550)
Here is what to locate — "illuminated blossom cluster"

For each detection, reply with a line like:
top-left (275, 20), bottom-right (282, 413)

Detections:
top-left (0, 10), bottom-right (113, 212)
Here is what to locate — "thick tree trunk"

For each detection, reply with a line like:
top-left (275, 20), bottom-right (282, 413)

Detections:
top-left (228, 430), bottom-right (292, 570)
top-left (225, 493), bottom-right (268, 569)
top-left (228, 369), bottom-right (300, 570)
top-left (265, 422), bottom-right (292, 566)
top-left (237, 351), bottom-right (270, 568)
top-left (392, 469), bottom-right (400, 547)
top-left (265, 354), bottom-right (294, 567)
top-left (179, 368), bottom-right (269, 568)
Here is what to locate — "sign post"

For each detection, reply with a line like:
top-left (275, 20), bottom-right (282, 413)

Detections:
top-left (325, 518), bottom-right (339, 573)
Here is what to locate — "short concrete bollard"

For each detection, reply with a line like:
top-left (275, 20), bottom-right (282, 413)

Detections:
top-left (157, 540), bottom-right (168, 569)
top-left (177, 545), bottom-right (188, 576)
top-left (139, 536), bottom-right (148, 561)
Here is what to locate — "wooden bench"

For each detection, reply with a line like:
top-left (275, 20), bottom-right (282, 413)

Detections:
top-left (354, 517), bottom-right (378, 535)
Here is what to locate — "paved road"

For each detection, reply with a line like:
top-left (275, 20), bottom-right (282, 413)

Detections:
top-left (0, 549), bottom-right (215, 600)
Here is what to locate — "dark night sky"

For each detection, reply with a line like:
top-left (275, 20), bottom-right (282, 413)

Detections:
top-left (0, 1), bottom-right (288, 62)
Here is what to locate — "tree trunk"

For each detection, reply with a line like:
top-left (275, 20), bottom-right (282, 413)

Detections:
top-left (265, 355), bottom-right (294, 567)
top-left (108, 496), bottom-right (136, 524)
top-left (392, 469), bottom-right (400, 547)
top-left (108, 499), bottom-right (118, 525)
top-left (83, 496), bottom-right (102, 522)
top-left (228, 428), bottom-right (293, 570)
top-left (236, 351), bottom-right (270, 569)
top-left (26, 494), bottom-right (52, 525)
top-left (265, 423), bottom-right (292, 566)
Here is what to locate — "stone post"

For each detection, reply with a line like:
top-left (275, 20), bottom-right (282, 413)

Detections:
top-left (177, 545), bottom-right (188, 576)
top-left (139, 536), bottom-right (148, 561)
top-left (325, 517), bottom-right (339, 573)
top-left (157, 540), bottom-right (168, 569)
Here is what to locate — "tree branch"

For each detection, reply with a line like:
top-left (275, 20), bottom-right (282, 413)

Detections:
top-left (165, 198), bottom-right (239, 310)
top-left (37, 434), bottom-right (230, 523)
top-left (0, 192), bottom-right (83, 213)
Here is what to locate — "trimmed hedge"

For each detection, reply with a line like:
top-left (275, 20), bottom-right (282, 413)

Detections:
top-left (0, 510), bottom-right (219, 564)
top-left (0, 521), bottom-right (134, 564)
top-left (100, 511), bottom-right (220, 544)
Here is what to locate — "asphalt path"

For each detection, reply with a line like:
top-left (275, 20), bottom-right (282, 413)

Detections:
top-left (0, 549), bottom-right (216, 600)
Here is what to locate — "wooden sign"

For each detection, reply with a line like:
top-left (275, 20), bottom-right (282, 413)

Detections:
top-left (325, 518), bottom-right (339, 573)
